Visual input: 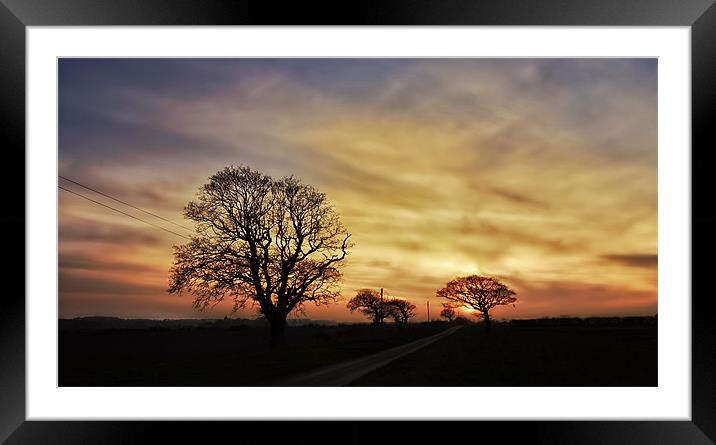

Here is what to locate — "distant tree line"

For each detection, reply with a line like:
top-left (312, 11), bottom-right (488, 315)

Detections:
top-left (507, 316), bottom-right (657, 327)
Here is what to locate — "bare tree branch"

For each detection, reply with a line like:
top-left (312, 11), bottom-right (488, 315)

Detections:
top-left (167, 165), bottom-right (352, 348)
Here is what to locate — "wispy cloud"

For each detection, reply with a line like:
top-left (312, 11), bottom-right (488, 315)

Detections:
top-left (602, 254), bottom-right (658, 269)
top-left (58, 58), bottom-right (657, 320)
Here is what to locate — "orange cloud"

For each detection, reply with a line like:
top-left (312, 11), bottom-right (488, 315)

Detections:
top-left (58, 59), bottom-right (657, 321)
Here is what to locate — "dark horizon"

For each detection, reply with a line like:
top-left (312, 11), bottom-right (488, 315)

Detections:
top-left (60, 312), bottom-right (659, 323)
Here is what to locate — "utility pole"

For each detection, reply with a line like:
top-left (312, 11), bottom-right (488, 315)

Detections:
top-left (380, 287), bottom-right (384, 326)
top-left (427, 301), bottom-right (430, 322)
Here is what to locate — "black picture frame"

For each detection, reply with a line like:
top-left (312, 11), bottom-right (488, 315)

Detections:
top-left (2, 1), bottom-right (714, 443)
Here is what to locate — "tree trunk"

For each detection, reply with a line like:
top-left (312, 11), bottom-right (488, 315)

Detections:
top-left (269, 315), bottom-right (287, 350)
top-left (483, 311), bottom-right (491, 331)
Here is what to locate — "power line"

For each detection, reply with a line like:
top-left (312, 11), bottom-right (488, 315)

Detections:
top-left (59, 185), bottom-right (192, 240)
top-left (59, 175), bottom-right (194, 232)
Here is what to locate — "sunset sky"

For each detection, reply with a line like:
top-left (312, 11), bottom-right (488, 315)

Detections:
top-left (58, 58), bottom-right (657, 322)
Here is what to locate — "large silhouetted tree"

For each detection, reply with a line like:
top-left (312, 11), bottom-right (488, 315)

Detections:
top-left (168, 165), bottom-right (352, 348)
top-left (386, 298), bottom-right (416, 325)
top-left (436, 275), bottom-right (516, 330)
top-left (346, 289), bottom-right (387, 326)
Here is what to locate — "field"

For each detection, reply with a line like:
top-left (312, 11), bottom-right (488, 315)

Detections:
top-left (58, 320), bottom-right (447, 386)
top-left (59, 319), bottom-right (657, 387)
top-left (352, 324), bottom-right (657, 386)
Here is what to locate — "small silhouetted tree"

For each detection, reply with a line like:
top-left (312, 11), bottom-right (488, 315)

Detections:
top-left (440, 303), bottom-right (456, 322)
top-left (386, 298), bottom-right (417, 325)
top-left (346, 289), bottom-right (387, 325)
top-left (436, 275), bottom-right (516, 331)
top-left (168, 165), bottom-right (352, 349)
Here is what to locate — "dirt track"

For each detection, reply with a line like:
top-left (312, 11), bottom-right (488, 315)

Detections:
top-left (271, 325), bottom-right (463, 386)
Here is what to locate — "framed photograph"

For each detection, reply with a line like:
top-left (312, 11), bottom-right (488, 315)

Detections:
top-left (4, 0), bottom-right (715, 443)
